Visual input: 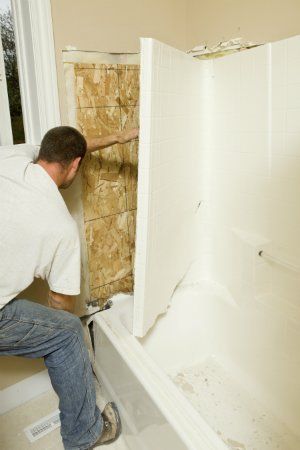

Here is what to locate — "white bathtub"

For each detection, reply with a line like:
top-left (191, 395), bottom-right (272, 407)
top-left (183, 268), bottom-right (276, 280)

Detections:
top-left (93, 280), bottom-right (300, 450)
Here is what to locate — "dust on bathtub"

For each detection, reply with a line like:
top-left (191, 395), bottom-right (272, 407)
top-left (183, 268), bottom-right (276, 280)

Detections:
top-left (181, 381), bottom-right (194, 393)
top-left (225, 437), bottom-right (246, 449)
top-left (173, 373), bottom-right (195, 393)
top-left (217, 430), bottom-right (246, 450)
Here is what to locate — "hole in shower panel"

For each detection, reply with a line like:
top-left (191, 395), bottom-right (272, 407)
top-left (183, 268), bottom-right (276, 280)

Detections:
top-left (65, 51), bottom-right (140, 308)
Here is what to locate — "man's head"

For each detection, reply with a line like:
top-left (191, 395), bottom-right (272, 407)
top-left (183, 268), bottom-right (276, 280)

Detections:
top-left (37, 126), bottom-right (87, 189)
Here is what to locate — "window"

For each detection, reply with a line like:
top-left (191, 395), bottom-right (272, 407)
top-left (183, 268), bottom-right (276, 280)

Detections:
top-left (0, 0), bottom-right (60, 147)
top-left (0, 0), bottom-right (25, 144)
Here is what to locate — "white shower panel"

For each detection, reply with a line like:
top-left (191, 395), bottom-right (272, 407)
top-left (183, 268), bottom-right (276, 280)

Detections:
top-left (134, 38), bottom-right (205, 337)
top-left (206, 38), bottom-right (300, 432)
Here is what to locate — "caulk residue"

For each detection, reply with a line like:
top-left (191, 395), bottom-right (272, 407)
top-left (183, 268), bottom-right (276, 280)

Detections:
top-left (171, 358), bottom-right (300, 450)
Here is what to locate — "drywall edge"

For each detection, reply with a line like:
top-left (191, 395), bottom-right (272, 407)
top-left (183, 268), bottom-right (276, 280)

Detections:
top-left (62, 50), bottom-right (140, 65)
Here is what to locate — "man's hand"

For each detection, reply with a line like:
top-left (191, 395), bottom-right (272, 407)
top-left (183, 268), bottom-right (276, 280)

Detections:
top-left (117, 128), bottom-right (139, 144)
top-left (86, 128), bottom-right (139, 153)
top-left (48, 290), bottom-right (75, 313)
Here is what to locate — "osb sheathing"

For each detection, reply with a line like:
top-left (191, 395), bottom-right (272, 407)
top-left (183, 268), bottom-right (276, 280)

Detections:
top-left (75, 63), bottom-right (139, 306)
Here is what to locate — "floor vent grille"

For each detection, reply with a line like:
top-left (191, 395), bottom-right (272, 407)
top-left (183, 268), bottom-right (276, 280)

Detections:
top-left (24, 409), bottom-right (60, 442)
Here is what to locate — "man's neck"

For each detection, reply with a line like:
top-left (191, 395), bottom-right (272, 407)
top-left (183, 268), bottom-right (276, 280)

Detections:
top-left (36, 160), bottom-right (63, 187)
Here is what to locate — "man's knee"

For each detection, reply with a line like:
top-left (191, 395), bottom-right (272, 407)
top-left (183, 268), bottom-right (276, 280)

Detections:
top-left (63, 311), bottom-right (83, 336)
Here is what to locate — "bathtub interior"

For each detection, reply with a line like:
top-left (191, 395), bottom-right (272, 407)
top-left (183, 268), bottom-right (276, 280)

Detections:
top-left (137, 280), bottom-right (300, 450)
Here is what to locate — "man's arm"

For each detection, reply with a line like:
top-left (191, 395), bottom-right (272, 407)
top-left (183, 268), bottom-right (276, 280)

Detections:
top-left (86, 128), bottom-right (138, 153)
top-left (48, 290), bottom-right (75, 313)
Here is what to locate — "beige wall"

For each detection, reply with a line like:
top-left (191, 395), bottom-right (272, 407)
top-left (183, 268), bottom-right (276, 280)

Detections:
top-left (0, 279), bottom-right (48, 390)
top-left (51, 0), bottom-right (300, 123)
top-left (50, 0), bottom-right (187, 124)
top-left (186, 0), bottom-right (300, 49)
top-left (0, 357), bottom-right (45, 390)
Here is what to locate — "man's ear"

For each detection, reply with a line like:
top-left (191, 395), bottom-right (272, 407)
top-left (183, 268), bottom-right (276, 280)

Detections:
top-left (72, 156), bottom-right (81, 171)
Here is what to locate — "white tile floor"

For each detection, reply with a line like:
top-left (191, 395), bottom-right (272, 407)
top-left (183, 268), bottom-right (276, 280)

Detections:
top-left (0, 388), bottom-right (128, 450)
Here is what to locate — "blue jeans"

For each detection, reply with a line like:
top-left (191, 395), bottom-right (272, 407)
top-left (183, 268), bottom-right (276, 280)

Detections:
top-left (0, 298), bottom-right (103, 450)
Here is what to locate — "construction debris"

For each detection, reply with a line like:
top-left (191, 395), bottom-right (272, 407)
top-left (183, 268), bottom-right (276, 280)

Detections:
top-left (187, 37), bottom-right (263, 59)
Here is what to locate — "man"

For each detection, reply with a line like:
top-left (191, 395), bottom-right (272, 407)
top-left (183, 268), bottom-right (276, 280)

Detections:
top-left (0, 125), bottom-right (138, 449)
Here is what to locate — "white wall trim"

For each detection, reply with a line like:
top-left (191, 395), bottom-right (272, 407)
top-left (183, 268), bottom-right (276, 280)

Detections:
top-left (11, 0), bottom-right (61, 145)
top-left (0, 369), bottom-right (52, 415)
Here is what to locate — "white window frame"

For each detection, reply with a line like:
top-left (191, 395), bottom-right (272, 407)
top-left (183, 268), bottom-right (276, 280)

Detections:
top-left (7, 0), bottom-right (61, 145)
top-left (0, 31), bottom-right (13, 145)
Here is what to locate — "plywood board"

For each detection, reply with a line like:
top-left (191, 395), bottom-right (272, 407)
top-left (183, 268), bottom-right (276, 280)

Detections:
top-left (81, 146), bottom-right (127, 221)
top-left (69, 57), bottom-right (140, 307)
top-left (118, 67), bottom-right (140, 106)
top-left (123, 139), bottom-right (138, 210)
top-left (90, 275), bottom-right (133, 303)
top-left (85, 212), bottom-right (132, 289)
top-left (75, 67), bottom-right (120, 108)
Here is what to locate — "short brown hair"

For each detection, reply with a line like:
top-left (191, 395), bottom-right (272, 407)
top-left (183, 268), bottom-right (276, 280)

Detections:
top-left (37, 126), bottom-right (87, 166)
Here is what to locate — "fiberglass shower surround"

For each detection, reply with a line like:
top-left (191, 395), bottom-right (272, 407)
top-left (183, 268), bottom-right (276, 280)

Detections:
top-left (94, 37), bottom-right (299, 450)
top-left (135, 37), bottom-right (300, 338)
top-left (65, 37), bottom-right (300, 450)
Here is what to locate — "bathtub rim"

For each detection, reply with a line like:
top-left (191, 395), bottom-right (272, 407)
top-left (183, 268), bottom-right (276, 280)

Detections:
top-left (93, 295), bottom-right (227, 450)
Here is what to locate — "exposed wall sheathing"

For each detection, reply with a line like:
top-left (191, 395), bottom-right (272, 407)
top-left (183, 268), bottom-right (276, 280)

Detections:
top-left (70, 60), bottom-right (139, 306)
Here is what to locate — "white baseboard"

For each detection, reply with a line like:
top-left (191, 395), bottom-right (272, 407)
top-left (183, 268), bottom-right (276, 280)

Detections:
top-left (0, 369), bottom-right (52, 415)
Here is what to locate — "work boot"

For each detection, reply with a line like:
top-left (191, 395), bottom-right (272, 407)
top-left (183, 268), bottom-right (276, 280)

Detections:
top-left (92, 402), bottom-right (122, 447)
